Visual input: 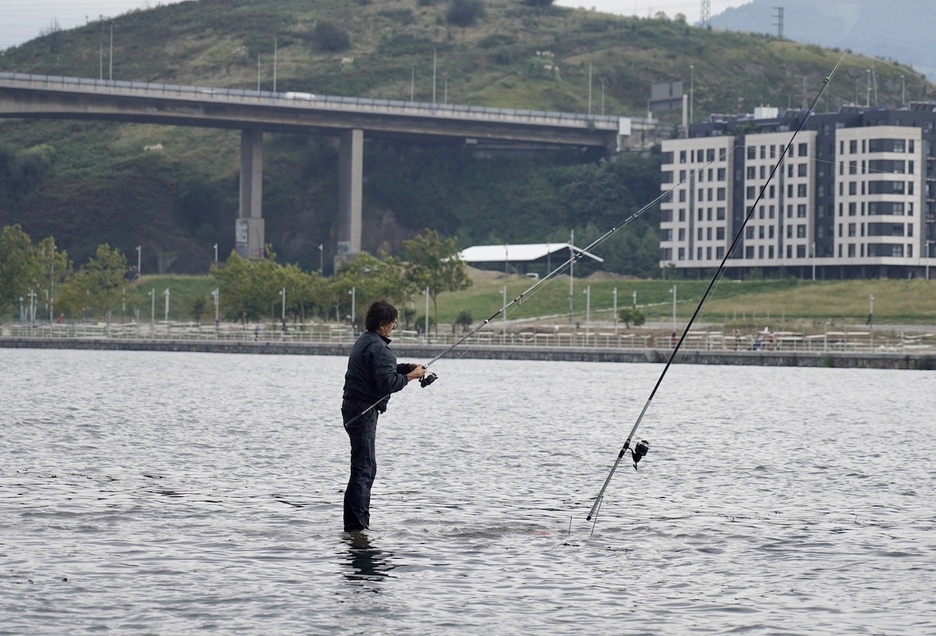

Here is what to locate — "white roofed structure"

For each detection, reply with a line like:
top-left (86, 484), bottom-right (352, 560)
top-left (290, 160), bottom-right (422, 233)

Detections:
top-left (459, 243), bottom-right (603, 270)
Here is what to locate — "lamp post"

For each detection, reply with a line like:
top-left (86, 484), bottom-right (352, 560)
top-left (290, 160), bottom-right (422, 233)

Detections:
top-left (149, 288), bottom-right (155, 337)
top-left (926, 240), bottom-right (933, 280)
top-left (424, 286), bottom-right (430, 342)
top-left (613, 287), bottom-right (618, 333)
top-left (689, 64), bottom-right (694, 126)
top-left (280, 287), bottom-right (287, 336)
top-left (28, 288), bottom-right (37, 327)
top-left (19, 296), bottom-right (24, 325)
top-left (501, 286), bottom-right (507, 344)
top-left (584, 285), bottom-right (591, 345)
top-left (348, 287), bottom-right (355, 332)
top-left (213, 243), bottom-right (218, 263)
top-left (568, 229), bottom-right (574, 325)
top-left (163, 288), bottom-right (170, 325)
top-left (670, 285), bottom-right (677, 331)
top-left (212, 288), bottom-right (219, 334)
top-left (811, 242), bottom-right (816, 281)
top-left (318, 243), bottom-right (324, 273)
top-left (136, 245), bottom-right (141, 278)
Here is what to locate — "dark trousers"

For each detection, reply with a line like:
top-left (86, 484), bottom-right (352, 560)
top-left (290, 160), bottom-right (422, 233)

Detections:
top-left (342, 401), bottom-right (378, 532)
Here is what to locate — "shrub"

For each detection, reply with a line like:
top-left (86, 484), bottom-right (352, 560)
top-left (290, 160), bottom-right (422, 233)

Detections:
top-left (446, 0), bottom-right (485, 27)
top-left (311, 22), bottom-right (351, 52)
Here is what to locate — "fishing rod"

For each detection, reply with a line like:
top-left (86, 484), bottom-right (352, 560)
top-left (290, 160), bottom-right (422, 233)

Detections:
top-left (586, 52), bottom-right (849, 527)
top-left (342, 158), bottom-right (724, 429)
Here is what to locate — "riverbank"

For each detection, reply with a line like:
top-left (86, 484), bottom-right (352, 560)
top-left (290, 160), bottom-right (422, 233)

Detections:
top-left (3, 337), bottom-right (933, 370)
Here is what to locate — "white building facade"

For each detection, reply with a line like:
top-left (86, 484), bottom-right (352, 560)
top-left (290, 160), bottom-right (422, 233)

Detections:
top-left (660, 106), bottom-right (936, 279)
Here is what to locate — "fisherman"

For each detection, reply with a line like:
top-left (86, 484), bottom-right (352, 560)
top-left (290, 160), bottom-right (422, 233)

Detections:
top-left (341, 300), bottom-right (426, 533)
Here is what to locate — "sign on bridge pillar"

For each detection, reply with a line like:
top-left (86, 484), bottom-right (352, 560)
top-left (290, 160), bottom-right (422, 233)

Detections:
top-left (236, 129), bottom-right (265, 259)
top-left (336, 128), bottom-right (363, 268)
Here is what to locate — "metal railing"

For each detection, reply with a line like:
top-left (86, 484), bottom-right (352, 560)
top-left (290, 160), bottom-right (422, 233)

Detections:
top-left (3, 321), bottom-right (933, 354)
top-left (0, 71), bottom-right (621, 130)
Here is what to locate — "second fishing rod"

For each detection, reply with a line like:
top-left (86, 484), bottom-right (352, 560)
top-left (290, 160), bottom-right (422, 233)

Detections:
top-left (585, 52), bottom-right (850, 528)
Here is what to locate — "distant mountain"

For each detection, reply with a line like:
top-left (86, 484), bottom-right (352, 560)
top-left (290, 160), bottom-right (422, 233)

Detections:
top-left (711, 0), bottom-right (936, 80)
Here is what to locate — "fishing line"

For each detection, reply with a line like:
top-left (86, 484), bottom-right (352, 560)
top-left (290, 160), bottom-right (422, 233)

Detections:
top-left (341, 154), bottom-right (735, 428)
top-left (586, 51), bottom-right (850, 530)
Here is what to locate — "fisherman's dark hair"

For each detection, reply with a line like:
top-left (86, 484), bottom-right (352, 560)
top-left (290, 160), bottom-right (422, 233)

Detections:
top-left (365, 300), bottom-right (398, 332)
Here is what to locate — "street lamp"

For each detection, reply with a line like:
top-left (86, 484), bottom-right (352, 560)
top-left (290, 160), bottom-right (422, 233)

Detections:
top-left (811, 242), bottom-right (816, 281)
top-left (424, 286), bottom-right (430, 342)
top-left (670, 285), bottom-right (677, 331)
top-left (18, 296), bottom-right (24, 325)
top-left (689, 64), bottom-right (694, 126)
top-left (318, 243), bottom-right (324, 273)
top-left (613, 287), bottom-right (618, 333)
top-left (279, 287), bottom-right (287, 336)
top-left (584, 285), bottom-right (591, 345)
top-left (163, 288), bottom-right (170, 325)
top-left (148, 288), bottom-right (155, 337)
top-left (136, 245), bottom-right (141, 278)
top-left (348, 287), bottom-right (355, 332)
top-left (28, 288), bottom-right (37, 327)
top-left (211, 288), bottom-right (220, 334)
top-left (501, 286), bottom-right (507, 343)
top-left (213, 243), bottom-right (218, 263)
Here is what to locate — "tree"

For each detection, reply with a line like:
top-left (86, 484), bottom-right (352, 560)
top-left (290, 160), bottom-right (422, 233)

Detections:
top-left (0, 225), bottom-right (37, 313)
top-left (618, 307), bottom-right (646, 328)
top-left (0, 225), bottom-right (70, 316)
top-left (211, 252), bottom-right (282, 324)
top-left (404, 230), bottom-right (472, 335)
top-left (332, 252), bottom-right (415, 327)
top-left (58, 244), bottom-right (127, 321)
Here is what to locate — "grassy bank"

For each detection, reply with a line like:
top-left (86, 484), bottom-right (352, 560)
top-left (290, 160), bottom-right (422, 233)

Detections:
top-left (10, 273), bottom-right (935, 332)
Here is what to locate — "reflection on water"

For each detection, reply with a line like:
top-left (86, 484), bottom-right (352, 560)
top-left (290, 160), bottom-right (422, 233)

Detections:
top-left (343, 533), bottom-right (395, 584)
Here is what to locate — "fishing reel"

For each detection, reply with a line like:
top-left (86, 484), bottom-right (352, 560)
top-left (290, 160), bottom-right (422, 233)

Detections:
top-left (419, 371), bottom-right (438, 388)
top-left (631, 440), bottom-right (649, 470)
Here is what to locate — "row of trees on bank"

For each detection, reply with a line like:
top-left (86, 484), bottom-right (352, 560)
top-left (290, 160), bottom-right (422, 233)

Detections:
top-left (0, 225), bottom-right (471, 329)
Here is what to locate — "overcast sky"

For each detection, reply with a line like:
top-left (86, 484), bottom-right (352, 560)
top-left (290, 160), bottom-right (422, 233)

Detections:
top-left (1, 1), bottom-right (747, 51)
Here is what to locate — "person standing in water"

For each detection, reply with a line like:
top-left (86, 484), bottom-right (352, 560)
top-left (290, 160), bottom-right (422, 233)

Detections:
top-left (341, 300), bottom-right (426, 533)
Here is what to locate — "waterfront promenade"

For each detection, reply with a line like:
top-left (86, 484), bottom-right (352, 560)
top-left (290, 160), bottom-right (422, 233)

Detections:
top-left (3, 320), bottom-right (934, 370)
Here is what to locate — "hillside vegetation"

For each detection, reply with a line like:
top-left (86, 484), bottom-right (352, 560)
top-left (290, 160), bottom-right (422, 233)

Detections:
top-left (0, 0), bottom-right (928, 274)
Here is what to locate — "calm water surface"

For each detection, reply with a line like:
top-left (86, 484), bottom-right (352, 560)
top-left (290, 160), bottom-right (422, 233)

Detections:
top-left (1, 349), bottom-right (934, 634)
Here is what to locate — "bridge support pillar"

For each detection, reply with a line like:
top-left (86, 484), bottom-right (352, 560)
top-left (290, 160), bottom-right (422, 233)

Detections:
top-left (235, 129), bottom-right (265, 259)
top-left (336, 128), bottom-right (363, 268)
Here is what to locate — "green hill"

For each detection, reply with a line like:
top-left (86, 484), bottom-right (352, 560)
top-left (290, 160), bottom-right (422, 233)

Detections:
top-left (1, 0), bottom-right (927, 274)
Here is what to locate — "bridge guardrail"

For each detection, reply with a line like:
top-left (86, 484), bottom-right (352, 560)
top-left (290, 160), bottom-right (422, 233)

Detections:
top-left (0, 71), bottom-right (621, 130)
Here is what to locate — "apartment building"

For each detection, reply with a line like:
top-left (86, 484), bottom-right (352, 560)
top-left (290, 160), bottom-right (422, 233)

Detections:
top-left (659, 105), bottom-right (936, 279)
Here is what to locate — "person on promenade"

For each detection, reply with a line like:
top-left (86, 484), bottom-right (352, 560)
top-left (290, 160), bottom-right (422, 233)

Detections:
top-left (341, 300), bottom-right (426, 533)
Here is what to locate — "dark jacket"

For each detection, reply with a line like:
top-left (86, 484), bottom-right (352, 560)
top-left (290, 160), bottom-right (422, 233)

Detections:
top-left (342, 330), bottom-right (410, 411)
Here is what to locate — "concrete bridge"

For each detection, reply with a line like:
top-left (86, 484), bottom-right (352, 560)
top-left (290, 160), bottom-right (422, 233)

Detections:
top-left (0, 72), bottom-right (627, 264)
